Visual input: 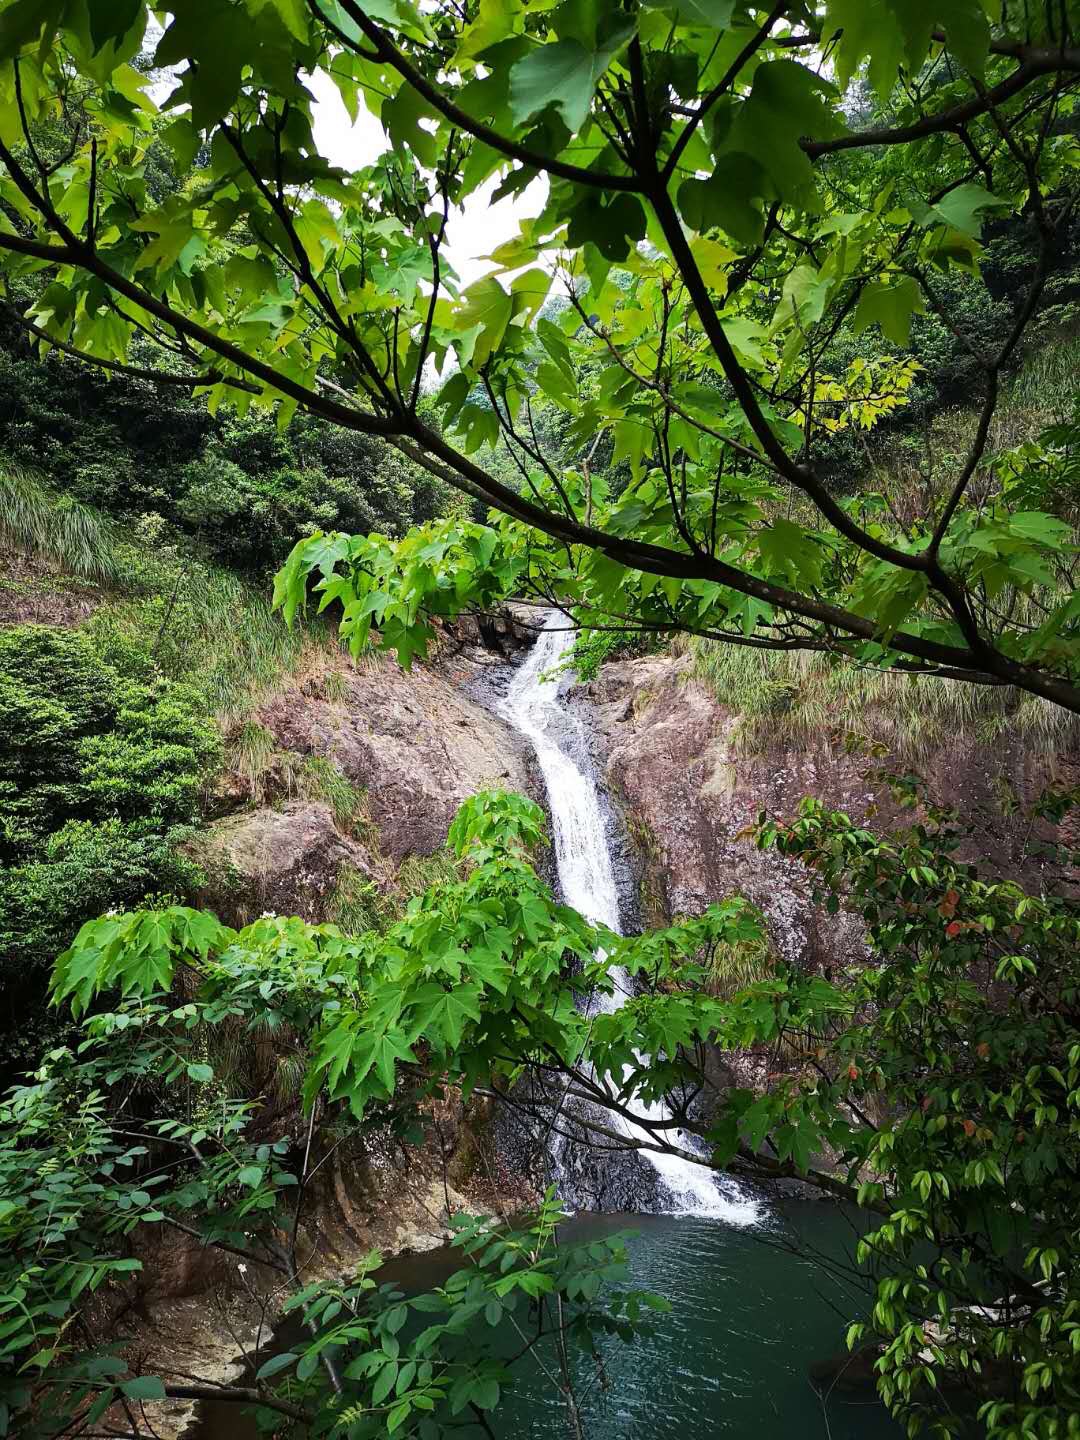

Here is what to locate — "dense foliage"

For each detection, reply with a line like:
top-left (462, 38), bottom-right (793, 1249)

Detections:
top-left (3, 2), bottom-right (1080, 701)
top-left (2, 792), bottom-right (681, 1440)
top-left (757, 783), bottom-right (1080, 1437)
top-left (0, 624), bottom-right (219, 1062)
top-left (4, 784), bottom-right (1080, 1438)
top-left (0, 320), bottom-right (464, 571)
top-left (3, 3), bottom-right (1080, 1438)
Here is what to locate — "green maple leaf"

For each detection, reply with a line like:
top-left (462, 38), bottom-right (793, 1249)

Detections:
top-left (853, 276), bottom-right (926, 346)
top-left (509, 21), bottom-right (635, 134)
top-left (87, 0), bottom-right (142, 52)
top-left (465, 946), bottom-right (512, 994)
top-left (918, 183), bottom-right (1006, 239)
top-left (454, 276), bottom-right (514, 367)
top-left (641, 0), bottom-right (735, 26)
top-left (410, 984), bottom-right (482, 1050)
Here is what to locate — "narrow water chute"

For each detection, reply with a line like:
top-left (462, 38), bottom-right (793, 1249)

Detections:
top-left (497, 614), bottom-right (760, 1225)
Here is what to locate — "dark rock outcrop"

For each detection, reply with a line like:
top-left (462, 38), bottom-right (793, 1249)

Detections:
top-left (197, 800), bottom-right (388, 924)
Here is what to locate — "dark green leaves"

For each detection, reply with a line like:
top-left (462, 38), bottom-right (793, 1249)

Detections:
top-left (509, 18), bottom-right (636, 133)
top-left (383, 83), bottom-right (440, 167)
top-left (642, 0), bottom-right (735, 26)
top-left (255, 1352), bottom-right (298, 1381)
top-left (914, 182), bottom-right (1006, 239)
top-left (676, 63), bottom-right (838, 242)
top-left (677, 154), bottom-right (771, 247)
top-left (154, 0), bottom-right (250, 128)
top-left (853, 276), bottom-right (926, 346)
top-left (0, 0), bottom-right (62, 60)
top-left (87, 0), bottom-right (141, 52)
top-left (727, 61), bottom-right (840, 202)
top-left (567, 192), bottom-right (648, 261)
top-left (824, 0), bottom-right (991, 95)
top-left (120, 1376), bottom-right (166, 1402)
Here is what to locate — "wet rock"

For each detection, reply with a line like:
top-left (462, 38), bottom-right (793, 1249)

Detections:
top-left (449, 603), bottom-right (538, 658)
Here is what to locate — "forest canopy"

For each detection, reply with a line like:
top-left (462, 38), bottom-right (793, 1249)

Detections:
top-left (0, 1), bottom-right (1078, 697)
top-left (3, 5), bottom-right (1080, 1440)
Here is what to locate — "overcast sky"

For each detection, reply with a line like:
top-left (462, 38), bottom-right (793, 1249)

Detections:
top-left (307, 68), bottom-right (547, 289)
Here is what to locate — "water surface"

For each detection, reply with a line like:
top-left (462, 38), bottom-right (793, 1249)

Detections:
top-left (475, 1206), bottom-right (900, 1440)
top-left (194, 1203), bottom-right (900, 1440)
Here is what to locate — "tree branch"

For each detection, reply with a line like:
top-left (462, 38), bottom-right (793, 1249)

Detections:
top-left (11, 313), bottom-right (260, 393)
top-left (316, 0), bottom-right (642, 194)
top-left (803, 56), bottom-right (1078, 158)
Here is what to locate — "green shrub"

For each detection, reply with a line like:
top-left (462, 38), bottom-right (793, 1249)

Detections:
top-left (0, 625), bottom-right (220, 1040)
top-left (1, 818), bottom-right (203, 960)
top-left (567, 625), bottom-right (658, 682)
top-left (0, 322), bottom-right (467, 575)
top-left (0, 626), bottom-right (118, 856)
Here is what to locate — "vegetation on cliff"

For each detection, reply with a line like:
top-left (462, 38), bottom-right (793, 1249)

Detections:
top-left (2, 2), bottom-right (1080, 1439)
top-left (0, 465), bottom-right (354, 1062)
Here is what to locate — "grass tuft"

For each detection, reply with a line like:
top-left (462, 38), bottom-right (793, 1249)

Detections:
top-left (293, 755), bottom-right (374, 839)
top-left (230, 721), bottom-right (278, 804)
top-left (687, 639), bottom-right (1080, 760)
top-left (0, 466), bottom-right (121, 581)
top-left (705, 931), bottom-right (774, 999)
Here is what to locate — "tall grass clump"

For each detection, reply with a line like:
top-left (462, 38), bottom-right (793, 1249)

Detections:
top-left (705, 931), bottom-right (774, 999)
top-left (0, 467), bottom-right (335, 725)
top-left (687, 638), bottom-right (1080, 761)
top-left (1007, 334), bottom-right (1080, 424)
top-left (229, 720), bottom-right (278, 803)
top-left (92, 552), bottom-right (342, 728)
top-left (157, 565), bottom-right (325, 722)
top-left (329, 850), bottom-right (462, 936)
top-left (294, 755), bottom-right (374, 838)
top-left (0, 466), bottom-right (121, 581)
top-left (328, 864), bottom-right (396, 933)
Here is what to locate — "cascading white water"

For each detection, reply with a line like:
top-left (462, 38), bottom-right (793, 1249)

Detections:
top-left (498, 614), bottom-right (760, 1225)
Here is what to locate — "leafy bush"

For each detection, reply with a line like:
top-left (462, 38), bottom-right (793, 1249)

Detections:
top-left (566, 625), bottom-right (659, 683)
top-left (174, 450), bottom-right (417, 569)
top-left (0, 625), bottom-right (219, 1053)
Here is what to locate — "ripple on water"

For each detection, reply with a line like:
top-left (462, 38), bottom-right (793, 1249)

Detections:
top-left (494, 1209), bottom-right (902, 1440)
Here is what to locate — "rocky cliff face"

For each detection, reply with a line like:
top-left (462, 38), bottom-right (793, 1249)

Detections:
top-left (256, 648), bottom-right (532, 863)
top-left (200, 623), bottom-right (538, 923)
top-left (582, 651), bottom-right (1070, 968)
top-left (127, 621), bottom-right (542, 1435)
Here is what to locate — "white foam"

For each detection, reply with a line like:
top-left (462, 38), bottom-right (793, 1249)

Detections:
top-left (498, 615), bottom-right (761, 1226)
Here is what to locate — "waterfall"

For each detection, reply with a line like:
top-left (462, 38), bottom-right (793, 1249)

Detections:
top-left (497, 614), bottom-right (761, 1225)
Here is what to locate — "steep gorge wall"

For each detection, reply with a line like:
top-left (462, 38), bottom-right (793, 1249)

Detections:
top-left (111, 622), bottom-right (543, 1436)
top-left (200, 621), bottom-right (538, 923)
top-left (581, 651), bottom-right (1073, 967)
